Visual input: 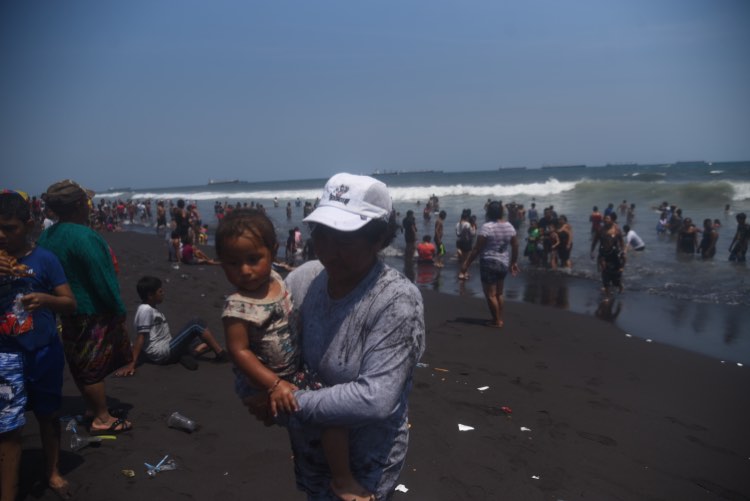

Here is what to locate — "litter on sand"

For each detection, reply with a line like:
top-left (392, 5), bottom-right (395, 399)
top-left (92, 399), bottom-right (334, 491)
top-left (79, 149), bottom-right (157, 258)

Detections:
top-left (458, 424), bottom-right (474, 431)
top-left (145, 454), bottom-right (178, 477)
top-left (520, 427), bottom-right (532, 432)
top-left (434, 367), bottom-right (449, 372)
top-left (532, 475), bottom-right (540, 480)
top-left (500, 406), bottom-right (512, 415)
top-left (63, 418), bottom-right (78, 433)
top-left (70, 434), bottom-right (116, 452)
top-left (395, 484), bottom-right (409, 493)
top-left (477, 386), bottom-right (490, 391)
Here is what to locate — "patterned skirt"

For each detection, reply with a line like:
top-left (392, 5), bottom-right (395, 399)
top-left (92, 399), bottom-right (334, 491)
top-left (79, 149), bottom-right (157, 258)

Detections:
top-left (60, 314), bottom-right (132, 385)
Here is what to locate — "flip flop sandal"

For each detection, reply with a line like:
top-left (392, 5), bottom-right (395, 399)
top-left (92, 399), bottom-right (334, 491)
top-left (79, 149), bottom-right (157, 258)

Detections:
top-left (77, 407), bottom-right (127, 425)
top-left (90, 417), bottom-right (133, 435)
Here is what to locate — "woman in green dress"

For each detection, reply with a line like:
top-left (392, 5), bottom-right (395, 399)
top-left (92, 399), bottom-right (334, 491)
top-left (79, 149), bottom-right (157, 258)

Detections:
top-left (38, 180), bottom-right (133, 433)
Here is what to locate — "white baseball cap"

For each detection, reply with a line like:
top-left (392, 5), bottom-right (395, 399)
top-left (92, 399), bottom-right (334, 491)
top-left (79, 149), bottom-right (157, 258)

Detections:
top-left (303, 173), bottom-right (392, 232)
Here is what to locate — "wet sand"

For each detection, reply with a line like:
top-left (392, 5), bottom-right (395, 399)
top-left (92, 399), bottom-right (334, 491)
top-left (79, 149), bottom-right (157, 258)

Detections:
top-left (17, 231), bottom-right (750, 500)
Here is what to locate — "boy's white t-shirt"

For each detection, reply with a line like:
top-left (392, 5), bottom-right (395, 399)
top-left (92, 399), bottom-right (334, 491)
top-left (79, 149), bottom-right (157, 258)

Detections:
top-left (626, 230), bottom-right (645, 250)
top-left (134, 303), bottom-right (171, 362)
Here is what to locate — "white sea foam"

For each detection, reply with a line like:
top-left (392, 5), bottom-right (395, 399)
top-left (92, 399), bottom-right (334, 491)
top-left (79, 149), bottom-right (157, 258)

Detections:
top-left (387, 178), bottom-right (577, 201)
top-left (732, 182), bottom-right (750, 201)
top-left (96, 178), bottom-right (578, 203)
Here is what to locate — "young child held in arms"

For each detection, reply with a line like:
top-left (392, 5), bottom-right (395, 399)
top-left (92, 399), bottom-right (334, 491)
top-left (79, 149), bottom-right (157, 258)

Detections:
top-left (115, 276), bottom-right (228, 375)
top-left (0, 190), bottom-right (77, 500)
top-left (215, 209), bottom-right (374, 501)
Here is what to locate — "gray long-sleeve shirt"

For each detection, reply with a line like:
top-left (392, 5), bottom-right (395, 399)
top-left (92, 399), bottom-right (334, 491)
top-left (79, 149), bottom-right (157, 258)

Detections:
top-left (284, 260), bottom-right (425, 500)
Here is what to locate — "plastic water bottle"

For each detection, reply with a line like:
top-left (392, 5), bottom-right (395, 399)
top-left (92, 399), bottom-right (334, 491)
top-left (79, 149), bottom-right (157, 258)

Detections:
top-left (12, 294), bottom-right (28, 325)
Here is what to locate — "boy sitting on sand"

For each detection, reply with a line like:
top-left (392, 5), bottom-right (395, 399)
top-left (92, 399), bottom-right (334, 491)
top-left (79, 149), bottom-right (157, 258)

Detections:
top-left (116, 276), bottom-right (228, 375)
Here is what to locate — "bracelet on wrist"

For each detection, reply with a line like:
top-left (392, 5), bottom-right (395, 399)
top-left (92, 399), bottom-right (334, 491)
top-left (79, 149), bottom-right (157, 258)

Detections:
top-left (267, 379), bottom-right (281, 394)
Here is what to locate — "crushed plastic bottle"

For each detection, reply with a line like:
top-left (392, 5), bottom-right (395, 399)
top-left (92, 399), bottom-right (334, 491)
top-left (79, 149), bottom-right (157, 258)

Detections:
top-left (70, 434), bottom-right (116, 451)
top-left (145, 455), bottom-right (178, 477)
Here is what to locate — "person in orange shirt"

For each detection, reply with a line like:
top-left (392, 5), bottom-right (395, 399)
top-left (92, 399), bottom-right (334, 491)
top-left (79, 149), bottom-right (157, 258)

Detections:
top-left (416, 235), bottom-right (437, 264)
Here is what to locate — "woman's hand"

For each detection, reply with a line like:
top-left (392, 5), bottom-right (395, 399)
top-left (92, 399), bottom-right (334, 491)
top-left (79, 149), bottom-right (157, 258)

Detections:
top-left (269, 380), bottom-right (299, 417)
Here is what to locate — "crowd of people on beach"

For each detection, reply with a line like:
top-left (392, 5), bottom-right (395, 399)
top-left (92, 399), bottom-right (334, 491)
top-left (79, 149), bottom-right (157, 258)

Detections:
top-left (393, 195), bottom-right (748, 325)
top-left (2, 174), bottom-right (749, 500)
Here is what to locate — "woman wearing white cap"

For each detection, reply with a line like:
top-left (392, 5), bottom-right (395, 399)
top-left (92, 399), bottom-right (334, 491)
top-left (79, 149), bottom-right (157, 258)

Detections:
top-left (249, 173), bottom-right (425, 500)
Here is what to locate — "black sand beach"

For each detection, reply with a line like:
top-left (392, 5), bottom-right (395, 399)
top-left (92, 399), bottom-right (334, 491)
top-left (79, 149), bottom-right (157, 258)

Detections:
top-left (17, 231), bottom-right (750, 500)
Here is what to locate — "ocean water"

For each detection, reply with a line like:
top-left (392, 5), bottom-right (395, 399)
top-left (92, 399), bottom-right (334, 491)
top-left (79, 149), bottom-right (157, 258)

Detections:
top-left (99, 161), bottom-right (750, 363)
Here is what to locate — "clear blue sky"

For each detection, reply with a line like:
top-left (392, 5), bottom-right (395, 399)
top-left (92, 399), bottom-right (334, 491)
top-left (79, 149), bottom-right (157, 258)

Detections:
top-left (2, 0), bottom-right (748, 194)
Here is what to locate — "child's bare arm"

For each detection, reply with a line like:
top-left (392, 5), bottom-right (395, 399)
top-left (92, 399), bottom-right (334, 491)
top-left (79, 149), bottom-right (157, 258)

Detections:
top-left (20, 283), bottom-right (76, 314)
top-left (224, 318), bottom-right (298, 416)
top-left (116, 332), bottom-right (145, 377)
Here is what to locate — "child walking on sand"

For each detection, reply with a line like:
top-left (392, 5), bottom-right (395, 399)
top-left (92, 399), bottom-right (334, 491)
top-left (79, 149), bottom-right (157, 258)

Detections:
top-left (215, 209), bottom-right (374, 501)
top-left (0, 190), bottom-right (77, 500)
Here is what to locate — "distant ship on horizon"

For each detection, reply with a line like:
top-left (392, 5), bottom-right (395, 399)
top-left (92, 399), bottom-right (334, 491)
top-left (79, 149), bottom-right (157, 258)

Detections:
top-left (207, 179), bottom-right (241, 185)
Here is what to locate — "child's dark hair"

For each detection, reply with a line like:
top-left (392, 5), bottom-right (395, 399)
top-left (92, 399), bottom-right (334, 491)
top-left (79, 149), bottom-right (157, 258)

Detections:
top-left (0, 192), bottom-right (31, 221)
top-left (136, 276), bottom-right (162, 302)
top-left (215, 209), bottom-right (278, 257)
top-left (422, 234), bottom-right (432, 242)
